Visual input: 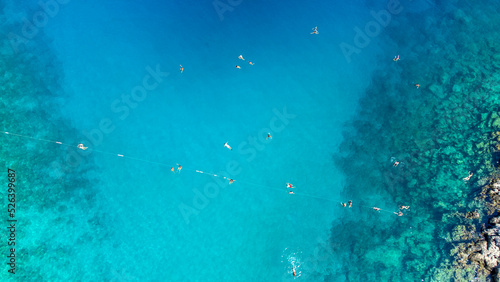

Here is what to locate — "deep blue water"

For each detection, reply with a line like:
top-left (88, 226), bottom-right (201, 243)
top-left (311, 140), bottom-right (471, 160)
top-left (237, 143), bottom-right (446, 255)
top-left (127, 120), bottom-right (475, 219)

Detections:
top-left (1, 0), bottom-right (498, 281)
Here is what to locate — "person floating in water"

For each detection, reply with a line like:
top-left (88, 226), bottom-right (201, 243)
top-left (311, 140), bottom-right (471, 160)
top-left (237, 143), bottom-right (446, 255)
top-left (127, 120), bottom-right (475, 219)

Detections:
top-left (238, 55), bottom-right (244, 60)
top-left (266, 133), bottom-right (272, 139)
top-left (373, 207), bottom-right (381, 211)
top-left (348, 200), bottom-right (352, 208)
top-left (311, 26), bottom-right (318, 34)
top-left (393, 55), bottom-right (400, 62)
top-left (236, 65), bottom-right (241, 69)
top-left (229, 179), bottom-right (234, 184)
top-left (180, 65), bottom-right (183, 73)
top-left (286, 183), bottom-right (295, 188)
top-left (463, 171), bottom-right (473, 181)
top-left (177, 164), bottom-right (182, 173)
top-left (248, 61), bottom-right (254, 65)
top-left (77, 143), bottom-right (88, 150)
top-left (224, 142), bottom-right (232, 150)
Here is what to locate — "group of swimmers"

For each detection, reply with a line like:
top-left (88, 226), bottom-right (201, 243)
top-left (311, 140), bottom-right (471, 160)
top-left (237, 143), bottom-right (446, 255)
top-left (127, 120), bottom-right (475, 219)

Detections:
top-left (170, 164), bottom-right (182, 173)
top-left (236, 55), bottom-right (255, 69)
top-left (340, 200), bottom-right (353, 208)
top-left (180, 27), bottom-right (318, 74)
top-left (394, 205), bottom-right (410, 216)
top-left (340, 199), bottom-right (409, 216)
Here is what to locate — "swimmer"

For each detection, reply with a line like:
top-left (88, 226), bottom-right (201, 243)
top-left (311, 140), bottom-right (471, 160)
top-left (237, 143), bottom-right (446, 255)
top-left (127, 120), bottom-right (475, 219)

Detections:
top-left (393, 161), bottom-right (399, 167)
top-left (286, 183), bottom-right (295, 188)
top-left (341, 202), bottom-right (347, 207)
top-left (248, 61), bottom-right (254, 65)
top-left (348, 200), bottom-right (352, 208)
top-left (266, 133), bottom-right (272, 140)
top-left (77, 143), bottom-right (88, 150)
top-left (236, 65), bottom-right (241, 69)
top-left (373, 207), bottom-right (381, 211)
top-left (170, 167), bottom-right (175, 172)
top-left (311, 26), bottom-right (318, 34)
top-left (393, 55), bottom-right (400, 62)
top-left (292, 263), bottom-right (296, 276)
top-left (179, 65), bottom-right (183, 73)
top-left (238, 55), bottom-right (245, 60)
top-left (394, 211), bottom-right (403, 216)
top-left (229, 179), bottom-right (234, 184)
top-left (415, 83), bottom-right (420, 89)
top-left (177, 164), bottom-right (182, 172)
top-left (289, 191), bottom-right (294, 195)
top-left (224, 142), bottom-right (233, 151)
top-left (400, 205), bottom-right (410, 210)
top-left (463, 171), bottom-right (473, 181)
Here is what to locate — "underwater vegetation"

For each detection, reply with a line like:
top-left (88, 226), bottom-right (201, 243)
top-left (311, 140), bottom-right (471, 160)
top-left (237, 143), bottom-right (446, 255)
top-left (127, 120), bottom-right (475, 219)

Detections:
top-left (0, 2), bottom-right (112, 280)
top-left (325, 0), bottom-right (500, 281)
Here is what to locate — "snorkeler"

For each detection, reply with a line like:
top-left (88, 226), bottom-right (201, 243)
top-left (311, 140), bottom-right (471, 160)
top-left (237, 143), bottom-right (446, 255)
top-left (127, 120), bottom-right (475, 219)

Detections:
top-left (180, 65), bottom-right (183, 73)
top-left (236, 65), bottom-right (241, 69)
top-left (393, 161), bottom-right (400, 167)
top-left (348, 200), bottom-right (352, 208)
top-left (238, 55), bottom-right (245, 60)
top-left (463, 171), bottom-right (473, 181)
top-left (286, 183), bottom-right (295, 188)
top-left (311, 26), bottom-right (318, 34)
top-left (248, 61), bottom-right (254, 65)
top-left (266, 133), bottom-right (272, 139)
top-left (229, 179), bottom-right (234, 184)
top-left (224, 142), bottom-right (233, 151)
top-left (341, 202), bottom-right (347, 207)
top-left (77, 143), bottom-right (88, 150)
top-left (373, 207), bottom-right (381, 211)
top-left (177, 164), bottom-right (182, 172)
top-left (393, 55), bottom-right (400, 62)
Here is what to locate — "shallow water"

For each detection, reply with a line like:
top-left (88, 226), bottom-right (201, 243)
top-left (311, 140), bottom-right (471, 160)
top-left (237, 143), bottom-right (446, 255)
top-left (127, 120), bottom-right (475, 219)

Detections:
top-left (1, 0), bottom-right (499, 281)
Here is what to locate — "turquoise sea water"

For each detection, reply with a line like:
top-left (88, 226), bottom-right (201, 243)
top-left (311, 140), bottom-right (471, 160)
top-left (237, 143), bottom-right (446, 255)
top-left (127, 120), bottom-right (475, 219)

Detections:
top-left (1, 0), bottom-right (500, 281)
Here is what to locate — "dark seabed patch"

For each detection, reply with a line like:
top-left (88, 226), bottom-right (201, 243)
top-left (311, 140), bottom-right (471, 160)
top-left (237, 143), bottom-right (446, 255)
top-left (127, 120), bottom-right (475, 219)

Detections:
top-left (0, 2), bottom-right (114, 280)
top-left (320, 0), bottom-right (500, 281)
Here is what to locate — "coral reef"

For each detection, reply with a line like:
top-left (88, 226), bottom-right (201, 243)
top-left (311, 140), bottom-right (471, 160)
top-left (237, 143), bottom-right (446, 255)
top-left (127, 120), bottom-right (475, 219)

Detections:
top-left (0, 3), bottom-right (110, 281)
top-left (327, 0), bottom-right (500, 280)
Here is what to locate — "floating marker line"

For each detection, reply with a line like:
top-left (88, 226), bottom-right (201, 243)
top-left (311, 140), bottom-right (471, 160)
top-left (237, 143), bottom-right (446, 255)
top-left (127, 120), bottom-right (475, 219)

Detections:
top-left (1, 130), bottom-right (429, 218)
